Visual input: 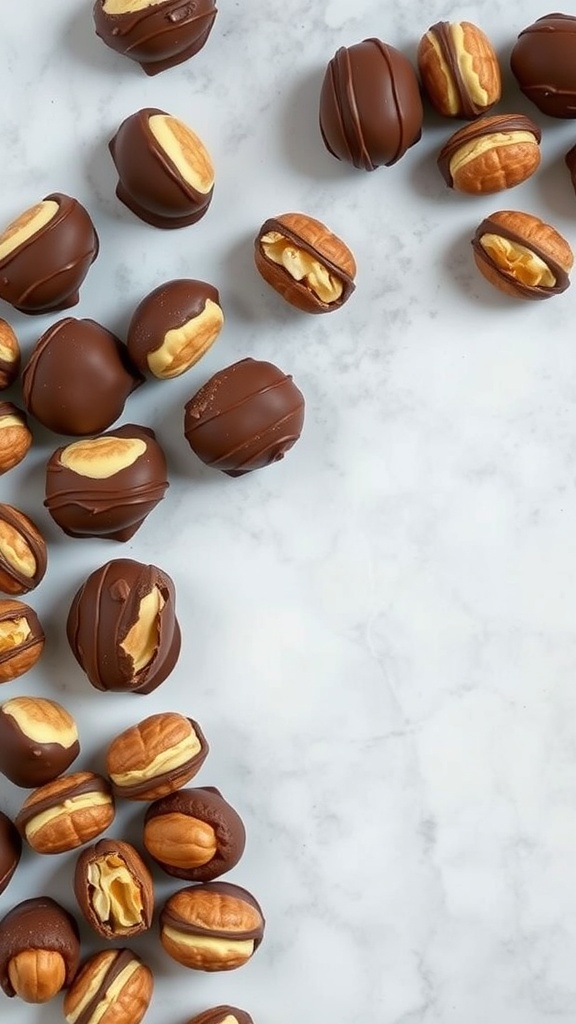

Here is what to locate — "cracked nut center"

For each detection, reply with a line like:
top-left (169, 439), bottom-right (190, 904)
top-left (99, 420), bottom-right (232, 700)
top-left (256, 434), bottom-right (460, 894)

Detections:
top-left (480, 233), bottom-right (556, 287)
top-left (0, 616), bottom-right (31, 652)
top-left (0, 524), bottom-right (36, 577)
top-left (87, 855), bottom-right (144, 929)
top-left (261, 231), bottom-right (343, 302)
top-left (119, 586), bottom-right (165, 673)
top-left (449, 131), bottom-right (537, 176)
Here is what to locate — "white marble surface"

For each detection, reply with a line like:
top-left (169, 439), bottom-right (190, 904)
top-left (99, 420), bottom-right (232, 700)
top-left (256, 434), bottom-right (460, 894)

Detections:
top-left (2, 1), bottom-right (576, 1022)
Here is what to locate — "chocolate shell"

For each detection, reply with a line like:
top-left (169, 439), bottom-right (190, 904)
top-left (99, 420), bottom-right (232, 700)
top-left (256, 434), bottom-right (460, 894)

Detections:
top-left (0, 897), bottom-right (80, 999)
top-left (127, 278), bottom-right (223, 377)
top-left (0, 811), bottom-right (21, 895)
top-left (511, 14), bottom-right (576, 118)
top-left (0, 696), bottom-right (80, 787)
top-left (0, 504), bottom-right (47, 595)
top-left (93, 0), bottom-right (218, 76)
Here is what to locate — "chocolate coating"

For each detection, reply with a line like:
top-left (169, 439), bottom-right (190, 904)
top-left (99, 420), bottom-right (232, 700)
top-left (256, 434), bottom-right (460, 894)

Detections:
top-left (319, 38), bottom-right (423, 169)
top-left (106, 714), bottom-right (209, 800)
top-left (144, 785), bottom-right (246, 881)
top-left (472, 215), bottom-right (571, 299)
top-left (16, 771), bottom-right (115, 853)
top-left (437, 113), bottom-right (542, 187)
top-left (0, 811), bottom-right (21, 895)
top-left (74, 838), bottom-right (154, 939)
top-left (511, 14), bottom-right (576, 117)
top-left (566, 142), bottom-right (576, 191)
top-left (0, 599), bottom-right (44, 684)
top-left (0, 897), bottom-right (80, 998)
top-left (0, 320), bottom-right (20, 389)
top-left (160, 881), bottom-right (265, 970)
top-left (0, 697), bottom-right (80, 787)
top-left (0, 193), bottom-right (98, 315)
top-left (44, 423), bottom-right (169, 541)
top-left (186, 1009), bottom-right (254, 1024)
top-left (184, 357), bottom-right (305, 476)
top-left (127, 277), bottom-right (222, 376)
top-left (22, 318), bottom-right (143, 436)
top-left (66, 558), bottom-right (181, 694)
top-left (0, 504), bottom-right (47, 595)
top-left (64, 948), bottom-right (152, 1024)
top-left (93, 0), bottom-right (217, 76)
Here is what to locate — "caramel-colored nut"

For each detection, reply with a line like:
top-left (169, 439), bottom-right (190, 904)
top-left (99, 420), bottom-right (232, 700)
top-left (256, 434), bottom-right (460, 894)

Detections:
top-left (0, 320), bottom-right (20, 389)
top-left (16, 770), bottom-right (115, 854)
top-left (106, 712), bottom-right (209, 800)
top-left (417, 21), bottom-right (501, 118)
top-left (0, 695), bottom-right (80, 787)
top-left (7, 949), bottom-right (66, 1003)
top-left (472, 210), bottom-right (573, 300)
top-left (0, 403), bottom-right (32, 475)
top-left (0, 897), bottom-right (80, 1002)
top-left (438, 114), bottom-right (541, 194)
top-left (255, 212), bottom-right (356, 313)
top-left (103, 0), bottom-right (164, 11)
top-left (63, 948), bottom-right (153, 1024)
top-left (0, 200), bottom-right (59, 263)
top-left (149, 114), bottom-right (214, 196)
top-left (0, 598), bottom-right (44, 684)
top-left (159, 882), bottom-right (265, 972)
top-left (185, 1008), bottom-right (254, 1024)
top-left (0, 504), bottom-right (47, 596)
top-left (74, 838), bottom-right (154, 939)
top-left (147, 298), bottom-right (223, 377)
top-left (59, 435), bottom-right (148, 479)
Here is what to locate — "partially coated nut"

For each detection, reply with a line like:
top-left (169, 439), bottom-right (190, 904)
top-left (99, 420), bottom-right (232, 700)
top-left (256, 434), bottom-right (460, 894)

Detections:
top-left (0, 504), bottom-right (47, 595)
top-left (0, 403), bottom-right (32, 475)
top-left (186, 1008), bottom-right (254, 1024)
top-left (438, 113), bottom-right (541, 194)
top-left (417, 21), bottom-right (501, 118)
top-left (0, 599), bottom-right (44, 683)
top-left (74, 838), bottom-right (154, 939)
top-left (63, 948), bottom-right (153, 1024)
top-left (106, 712), bottom-right (209, 800)
top-left (472, 210), bottom-right (573, 299)
top-left (0, 810), bottom-right (21, 895)
top-left (16, 770), bottom-right (115, 854)
top-left (255, 212), bottom-right (356, 313)
top-left (0, 320), bottom-right (20, 389)
top-left (0, 696), bottom-right (80, 787)
top-left (159, 881), bottom-right (265, 971)
top-left (0, 897), bottom-right (80, 1002)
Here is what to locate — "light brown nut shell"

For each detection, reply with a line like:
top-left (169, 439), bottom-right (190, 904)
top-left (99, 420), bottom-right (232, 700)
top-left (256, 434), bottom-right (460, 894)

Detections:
top-left (472, 210), bottom-right (573, 299)
top-left (418, 21), bottom-right (501, 118)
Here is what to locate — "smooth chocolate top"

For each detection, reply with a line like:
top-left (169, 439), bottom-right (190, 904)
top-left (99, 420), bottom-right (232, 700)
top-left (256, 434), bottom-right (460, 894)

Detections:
top-left (0, 897), bottom-right (80, 997)
top-left (319, 38), bottom-right (423, 169)
top-left (437, 113), bottom-right (541, 186)
top-left (0, 703), bottom-right (80, 788)
top-left (0, 504), bottom-right (47, 594)
top-left (93, 0), bottom-right (217, 76)
top-left (66, 558), bottom-right (181, 694)
top-left (127, 277), bottom-right (220, 372)
top-left (0, 601), bottom-right (44, 671)
top-left (22, 318), bottom-right (142, 436)
top-left (472, 215), bottom-right (571, 298)
top-left (16, 772), bottom-right (113, 835)
top-left (186, 1008), bottom-right (254, 1024)
top-left (184, 357), bottom-right (305, 476)
top-left (0, 811), bottom-right (21, 896)
top-left (511, 14), bottom-right (576, 117)
top-left (109, 717), bottom-right (209, 799)
top-left (70, 949), bottom-right (141, 1024)
top-left (160, 881), bottom-right (265, 945)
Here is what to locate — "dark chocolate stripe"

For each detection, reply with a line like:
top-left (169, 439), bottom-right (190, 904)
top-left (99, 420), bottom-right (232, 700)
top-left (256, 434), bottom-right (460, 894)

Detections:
top-left (259, 217), bottom-right (355, 303)
top-left (438, 113), bottom-right (541, 186)
top-left (73, 949), bottom-right (137, 1024)
top-left (0, 505), bottom-right (47, 589)
top-left (16, 774), bottom-right (112, 832)
top-left (472, 217), bottom-right (570, 297)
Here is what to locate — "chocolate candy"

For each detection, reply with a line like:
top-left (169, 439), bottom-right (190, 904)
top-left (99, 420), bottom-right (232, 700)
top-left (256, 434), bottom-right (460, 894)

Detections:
top-left (0, 897), bottom-right (80, 1002)
top-left (22, 318), bottom-right (143, 436)
top-left (0, 504), bottom-right (47, 595)
top-left (0, 599), bottom-right (44, 684)
top-left (127, 278), bottom-right (224, 378)
top-left (471, 210), bottom-right (573, 300)
top-left (184, 357), bottom-right (305, 476)
top-left (0, 403), bottom-right (32, 476)
top-left (93, 0), bottom-right (218, 76)
top-left (66, 558), bottom-right (181, 694)
top-left (44, 423), bottom-right (169, 541)
top-left (106, 712), bottom-right (209, 801)
top-left (511, 14), bottom-right (576, 118)
top-left (0, 193), bottom-right (98, 314)
top-left (143, 785), bottom-right (246, 882)
top-left (110, 108), bottom-right (214, 228)
top-left (437, 113), bottom-right (541, 194)
top-left (16, 771), bottom-right (115, 854)
top-left (319, 38), bottom-right (423, 169)
top-left (63, 948), bottom-right (153, 1024)
top-left (0, 696), bottom-right (80, 787)
top-left (0, 811), bottom-right (21, 895)
top-left (74, 838), bottom-right (154, 939)
top-left (0, 320), bottom-right (20, 389)
top-left (186, 1009), bottom-right (254, 1024)
top-left (417, 21), bottom-right (501, 119)
top-left (159, 881), bottom-right (265, 971)
top-left (566, 143), bottom-right (576, 192)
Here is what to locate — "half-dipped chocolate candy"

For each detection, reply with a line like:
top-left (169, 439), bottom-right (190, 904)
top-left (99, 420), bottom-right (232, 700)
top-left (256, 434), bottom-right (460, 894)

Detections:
top-left (0, 599), bottom-right (44, 684)
top-left (0, 696), bottom-right (80, 787)
top-left (93, 0), bottom-right (218, 76)
top-left (22, 318), bottom-right (143, 436)
top-left (74, 838), bottom-right (154, 940)
top-left (417, 21), bottom-right (501, 118)
top-left (0, 320), bottom-right (20, 389)
top-left (0, 403), bottom-right (32, 476)
top-left (63, 948), bottom-right (153, 1024)
top-left (0, 504), bottom-right (47, 595)
top-left (0, 811), bottom-right (21, 895)
top-left (110, 108), bottom-right (214, 227)
top-left (511, 14), bottom-right (576, 118)
top-left (0, 897), bottom-right (80, 1002)
top-left (472, 210), bottom-right (573, 300)
top-left (186, 1009), bottom-right (254, 1024)
top-left (106, 712), bottom-right (209, 801)
top-left (437, 114), bottom-right (541, 194)
top-left (0, 193), bottom-right (98, 314)
top-left (16, 770), bottom-right (115, 854)
top-left (159, 882), bottom-right (265, 971)
top-left (44, 424), bottom-right (169, 541)
top-left (66, 559), bottom-right (181, 694)
top-left (184, 358), bottom-right (305, 476)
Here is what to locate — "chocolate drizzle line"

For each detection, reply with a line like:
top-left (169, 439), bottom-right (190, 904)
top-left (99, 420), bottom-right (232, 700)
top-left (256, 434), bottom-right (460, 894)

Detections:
top-left (73, 949), bottom-right (138, 1024)
top-left (258, 218), bottom-right (355, 306)
top-left (437, 114), bottom-right (541, 186)
top-left (16, 773), bottom-right (112, 832)
top-left (430, 22), bottom-right (479, 118)
top-left (0, 505), bottom-right (46, 590)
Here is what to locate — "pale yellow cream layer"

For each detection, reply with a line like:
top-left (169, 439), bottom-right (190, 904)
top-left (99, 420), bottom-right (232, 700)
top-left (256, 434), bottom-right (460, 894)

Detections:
top-left (66, 960), bottom-right (139, 1024)
top-left (25, 793), bottom-right (111, 841)
top-left (3, 697), bottom-right (77, 747)
top-left (110, 730), bottom-right (201, 786)
top-left (262, 231), bottom-right (343, 303)
top-left (162, 927), bottom-right (254, 958)
top-left (120, 587), bottom-right (165, 674)
top-left (88, 856), bottom-right (143, 929)
top-left (0, 524), bottom-right (36, 578)
top-left (450, 131), bottom-right (536, 177)
top-left (0, 617), bottom-right (30, 653)
top-left (480, 233), bottom-right (556, 287)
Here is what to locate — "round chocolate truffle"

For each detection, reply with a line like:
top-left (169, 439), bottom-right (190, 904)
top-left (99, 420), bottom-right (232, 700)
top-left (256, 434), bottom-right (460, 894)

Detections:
top-left (0, 811), bottom-right (21, 896)
top-left (0, 696), bottom-right (80, 787)
top-left (184, 357), bottom-right (305, 476)
top-left (0, 193), bottom-right (98, 314)
top-left (93, 0), bottom-right (218, 77)
top-left (22, 318), bottom-right (143, 436)
top-left (110, 108), bottom-right (214, 228)
top-left (127, 278), bottom-right (224, 378)
top-left (0, 897), bottom-right (80, 1002)
top-left (66, 558), bottom-right (181, 695)
top-left (44, 423), bottom-right (169, 541)
top-left (511, 14), bottom-right (576, 118)
top-left (0, 504), bottom-right (47, 595)
top-left (319, 38), bottom-right (423, 169)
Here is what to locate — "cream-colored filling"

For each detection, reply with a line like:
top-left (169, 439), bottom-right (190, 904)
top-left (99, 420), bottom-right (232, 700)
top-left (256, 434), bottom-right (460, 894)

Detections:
top-left (25, 792), bottom-right (111, 842)
top-left (65, 960), bottom-right (139, 1024)
top-left (59, 437), bottom-right (147, 479)
top-left (147, 300), bottom-right (224, 378)
top-left (480, 233), bottom-right (556, 287)
top-left (3, 697), bottom-right (77, 747)
top-left (119, 587), bottom-right (164, 674)
top-left (426, 33), bottom-right (458, 114)
top-left (149, 114), bottom-right (214, 195)
top-left (0, 616), bottom-right (31, 653)
top-left (162, 927), bottom-right (254, 959)
top-left (88, 856), bottom-right (143, 929)
top-left (452, 23), bottom-right (490, 106)
top-left (0, 414), bottom-right (23, 430)
top-left (261, 231), bottom-right (343, 303)
top-left (110, 729), bottom-right (201, 787)
top-left (0, 523), bottom-right (36, 578)
top-left (0, 340), bottom-right (16, 362)
top-left (0, 200), bottom-right (59, 262)
top-left (450, 131), bottom-right (537, 177)
top-left (103, 0), bottom-right (166, 13)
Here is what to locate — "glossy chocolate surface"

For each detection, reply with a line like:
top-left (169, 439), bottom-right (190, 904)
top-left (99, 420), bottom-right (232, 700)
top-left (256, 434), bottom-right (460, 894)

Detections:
top-left (472, 215), bottom-right (571, 299)
top-left (511, 14), bottom-right (576, 117)
top-left (0, 897), bottom-right (80, 997)
top-left (437, 113), bottom-right (542, 187)
top-left (127, 277), bottom-right (222, 375)
top-left (186, 1008), bottom-right (254, 1024)
top-left (66, 558), bottom-right (181, 694)
top-left (0, 811), bottom-right (21, 895)
top-left (319, 38), bottom-right (423, 169)
top-left (93, 0), bottom-right (217, 76)
top-left (0, 193), bottom-right (98, 314)
top-left (22, 318), bottom-right (142, 436)
top-left (74, 838), bottom-right (153, 938)
top-left (44, 423), bottom-right (169, 541)
top-left (184, 357), bottom-right (305, 476)
top-left (0, 504), bottom-right (47, 595)
top-left (0, 697), bottom-right (79, 788)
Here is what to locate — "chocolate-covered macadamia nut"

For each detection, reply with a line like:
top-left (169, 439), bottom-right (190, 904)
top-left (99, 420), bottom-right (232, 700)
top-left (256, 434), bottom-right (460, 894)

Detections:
top-left (0, 193), bottom-right (98, 314)
top-left (16, 771), bottom-right (115, 854)
top-left (0, 897), bottom-right (80, 1002)
top-left (511, 14), bottom-right (576, 118)
top-left (22, 318), bottom-right (143, 436)
top-left (0, 320), bottom-right (20, 389)
top-left (186, 1009), bottom-right (254, 1024)
top-left (0, 811), bottom-right (21, 895)
top-left (93, 0), bottom-right (218, 76)
top-left (319, 38), bottom-right (423, 169)
top-left (44, 423), bottom-right (168, 541)
top-left (74, 839), bottom-right (154, 939)
top-left (67, 559), bottom-right (181, 695)
top-left (184, 358), bottom-right (305, 476)
top-left (0, 599), bottom-right (44, 684)
top-left (106, 712), bottom-right (209, 801)
top-left (63, 948), bottom-right (153, 1024)
top-left (127, 278), bottom-right (224, 378)
top-left (0, 696), bottom-right (79, 787)
top-left (110, 108), bottom-right (214, 227)
top-left (0, 504), bottom-right (47, 595)
top-left (0, 403), bottom-right (32, 476)
top-left (159, 881), bottom-right (265, 971)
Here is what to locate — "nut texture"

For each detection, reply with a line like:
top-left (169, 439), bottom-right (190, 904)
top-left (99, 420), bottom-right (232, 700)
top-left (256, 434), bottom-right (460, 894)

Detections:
top-left (0, 504), bottom-right (47, 595)
top-left (0, 897), bottom-right (80, 1001)
top-left (0, 320), bottom-right (20, 389)
top-left (16, 770), bottom-right (115, 854)
top-left (255, 212), bottom-right (356, 313)
top-left (0, 403), bottom-right (32, 475)
top-left (159, 881), bottom-right (265, 971)
top-left (0, 598), bottom-right (44, 683)
top-left (63, 947), bottom-right (153, 1024)
top-left (417, 21), bottom-right (501, 118)
top-left (93, 0), bottom-right (218, 76)
top-left (472, 210), bottom-right (573, 300)
top-left (511, 14), bottom-right (576, 118)
top-left (186, 1008), bottom-right (254, 1024)
top-left (0, 695), bottom-right (80, 787)
top-left (74, 838), bottom-right (154, 939)
top-left (106, 712), bottom-right (209, 800)
top-left (0, 810), bottom-right (21, 895)
top-left (437, 113), bottom-right (541, 194)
